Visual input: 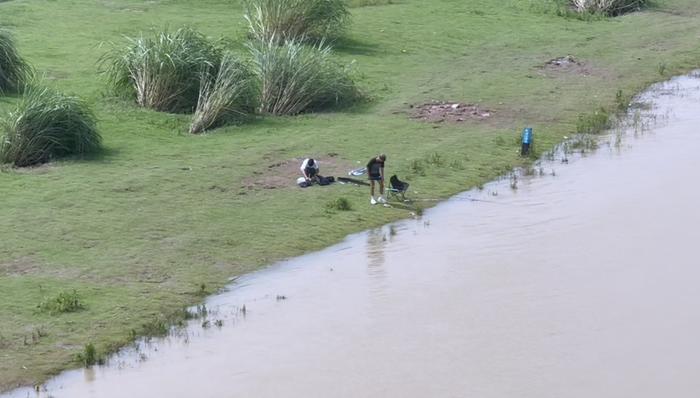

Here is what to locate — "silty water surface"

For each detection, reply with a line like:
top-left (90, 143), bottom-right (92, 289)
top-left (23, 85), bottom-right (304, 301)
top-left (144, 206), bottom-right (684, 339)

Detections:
top-left (5, 74), bottom-right (700, 398)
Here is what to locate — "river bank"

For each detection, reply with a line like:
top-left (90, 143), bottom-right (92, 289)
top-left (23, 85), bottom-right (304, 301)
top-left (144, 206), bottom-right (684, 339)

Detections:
top-left (2, 0), bottom-right (700, 391)
top-left (5, 72), bottom-right (700, 397)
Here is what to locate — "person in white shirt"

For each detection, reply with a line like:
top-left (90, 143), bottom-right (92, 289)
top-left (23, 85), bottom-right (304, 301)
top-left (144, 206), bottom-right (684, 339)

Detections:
top-left (300, 158), bottom-right (319, 183)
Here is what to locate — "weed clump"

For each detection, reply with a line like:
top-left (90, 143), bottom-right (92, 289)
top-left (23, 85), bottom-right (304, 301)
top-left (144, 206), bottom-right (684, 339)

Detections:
top-left (0, 87), bottom-right (102, 167)
top-left (0, 30), bottom-right (32, 94)
top-left (190, 52), bottom-right (257, 134)
top-left (249, 39), bottom-right (360, 115)
top-left (37, 290), bottom-right (85, 314)
top-left (100, 27), bottom-right (222, 113)
top-left (244, 0), bottom-right (350, 44)
top-left (575, 108), bottom-right (610, 135)
top-left (76, 343), bottom-right (103, 367)
top-left (326, 197), bottom-right (352, 211)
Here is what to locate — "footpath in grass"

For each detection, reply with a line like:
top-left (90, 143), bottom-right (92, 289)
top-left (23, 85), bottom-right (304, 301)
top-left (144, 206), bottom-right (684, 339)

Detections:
top-left (2, 0), bottom-right (700, 391)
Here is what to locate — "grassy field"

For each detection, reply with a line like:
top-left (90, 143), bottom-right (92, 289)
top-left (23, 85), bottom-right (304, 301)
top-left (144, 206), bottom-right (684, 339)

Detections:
top-left (2, 0), bottom-right (700, 391)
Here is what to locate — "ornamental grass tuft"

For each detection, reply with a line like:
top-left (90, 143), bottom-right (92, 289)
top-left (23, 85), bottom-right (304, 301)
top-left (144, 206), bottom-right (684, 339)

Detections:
top-left (0, 87), bottom-right (101, 167)
top-left (244, 0), bottom-right (350, 44)
top-left (0, 30), bottom-right (32, 94)
top-left (99, 27), bottom-right (222, 113)
top-left (249, 38), bottom-right (360, 116)
top-left (571, 0), bottom-right (648, 15)
top-left (190, 52), bottom-right (257, 134)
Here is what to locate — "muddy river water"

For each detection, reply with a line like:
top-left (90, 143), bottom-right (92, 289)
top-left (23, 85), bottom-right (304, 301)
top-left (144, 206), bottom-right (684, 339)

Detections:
top-left (6, 74), bottom-right (700, 398)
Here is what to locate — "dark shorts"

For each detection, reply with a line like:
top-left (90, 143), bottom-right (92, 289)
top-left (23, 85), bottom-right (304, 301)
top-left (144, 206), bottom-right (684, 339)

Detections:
top-left (368, 174), bottom-right (382, 181)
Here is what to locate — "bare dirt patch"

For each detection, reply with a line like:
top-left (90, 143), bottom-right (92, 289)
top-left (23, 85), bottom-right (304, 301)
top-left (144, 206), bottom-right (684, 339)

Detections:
top-left (410, 101), bottom-right (492, 123)
top-left (541, 55), bottom-right (592, 77)
top-left (241, 154), bottom-right (356, 191)
top-left (0, 257), bottom-right (42, 277)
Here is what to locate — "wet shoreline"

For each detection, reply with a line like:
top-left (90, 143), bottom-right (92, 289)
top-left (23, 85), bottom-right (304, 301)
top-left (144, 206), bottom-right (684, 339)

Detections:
top-left (5, 73), bottom-right (700, 398)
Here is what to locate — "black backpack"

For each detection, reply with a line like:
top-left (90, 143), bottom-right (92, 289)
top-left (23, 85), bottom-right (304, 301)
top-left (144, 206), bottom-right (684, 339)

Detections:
top-left (318, 176), bottom-right (335, 186)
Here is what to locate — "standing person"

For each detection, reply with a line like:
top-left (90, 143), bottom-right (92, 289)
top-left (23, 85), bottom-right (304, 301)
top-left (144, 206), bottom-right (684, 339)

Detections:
top-left (300, 158), bottom-right (319, 183)
top-left (367, 154), bottom-right (387, 205)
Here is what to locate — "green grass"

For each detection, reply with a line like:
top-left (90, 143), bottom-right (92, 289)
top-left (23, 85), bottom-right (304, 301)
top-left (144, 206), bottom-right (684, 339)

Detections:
top-left (2, 0), bottom-right (700, 392)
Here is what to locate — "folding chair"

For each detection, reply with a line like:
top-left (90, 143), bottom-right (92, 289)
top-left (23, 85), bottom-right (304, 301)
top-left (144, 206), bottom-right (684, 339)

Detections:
top-left (387, 175), bottom-right (410, 202)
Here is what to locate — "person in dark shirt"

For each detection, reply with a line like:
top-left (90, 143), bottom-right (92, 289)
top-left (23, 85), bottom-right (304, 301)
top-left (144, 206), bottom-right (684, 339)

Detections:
top-left (367, 154), bottom-right (387, 205)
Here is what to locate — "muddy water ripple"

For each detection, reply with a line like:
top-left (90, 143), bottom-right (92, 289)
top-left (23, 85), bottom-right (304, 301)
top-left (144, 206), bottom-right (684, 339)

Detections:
top-left (5, 74), bottom-right (700, 398)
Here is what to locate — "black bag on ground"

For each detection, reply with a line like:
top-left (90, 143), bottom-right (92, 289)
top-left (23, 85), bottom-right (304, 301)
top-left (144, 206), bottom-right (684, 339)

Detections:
top-left (318, 176), bottom-right (335, 186)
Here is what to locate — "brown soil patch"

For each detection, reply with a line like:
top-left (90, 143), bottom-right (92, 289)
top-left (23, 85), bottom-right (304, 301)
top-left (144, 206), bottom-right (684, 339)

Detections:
top-left (241, 153), bottom-right (356, 190)
top-left (541, 55), bottom-right (592, 76)
top-left (0, 257), bottom-right (42, 276)
top-left (410, 101), bottom-right (492, 123)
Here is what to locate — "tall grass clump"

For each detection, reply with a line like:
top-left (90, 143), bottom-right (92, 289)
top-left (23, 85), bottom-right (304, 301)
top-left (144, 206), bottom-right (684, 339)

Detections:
top-left (0, 30), bottom-right (32, 93)
top-left (244, 0), bottom-right (350, 43)
top-left (249, 38), bottom-right (360, 115)
top-left (190, 52), bottom-right (257, 134)
top-left (100, 27), bottom-right (222, 113)
top-left (571, 0), bottom-right (648, 15)
top-left (0, 87), bottom-right (101, 167)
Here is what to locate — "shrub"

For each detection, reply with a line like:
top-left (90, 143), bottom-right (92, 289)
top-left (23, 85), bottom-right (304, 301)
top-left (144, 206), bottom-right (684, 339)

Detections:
top-left (326, 197), bottom-right (352, 211)
top-left (37, 290), bottom-right (85, 314)
top-left (0, 30), bottom-right (32, 93)
top-left (190, 52), bottom-right (257, 134)
top-left (248, 38), bottom-right (360, 115)
top-left (571, 0), bottom-right (648, 15)
top-left (100, 27), bottom-right (222, 113)
top-left (243, 0), bottom-right (350, 43)
top-left (0, 87), bottom-right (102, 167)
top-left (75, 343), bottom-right (103, 367)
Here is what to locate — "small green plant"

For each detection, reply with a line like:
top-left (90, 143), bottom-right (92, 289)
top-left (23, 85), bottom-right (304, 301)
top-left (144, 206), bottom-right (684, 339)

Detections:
top-left (248, 38), bottom-right (360, 115)
top-left (326, 197), bottom-right (352, 211)
top-left (615, 89), bottom-right (632, 112)
top-left (409, 159), bottom-right (426, 176)
top-left (657, 62), bottom-right (667, 76)
top-left (76, 343), bottom-right (103, 367)
top-left (100, 27), bottom-right (222, 113)
top-left (37, 290), bottom-right (85, 314)
top-left (196, 283), bottom-right (209, 297)
top-left (243, 0), bottom-right (350, 43)
top-left (190, 52), bottom-right (257, 134)
top-left (448, 159), bottom-right (464, 170)
top-left (414, 205), bottom-right (424, 217)
top-left (576, 108), bottom-right (610, 135)
top-left (0, 29), bottom-right (33, 93)
top-left (142, 318), bottom-right (169, 337)
top-left (425, 152), bottom-right (444, 166)
top-left (0, 87), bottom-right (102, 167)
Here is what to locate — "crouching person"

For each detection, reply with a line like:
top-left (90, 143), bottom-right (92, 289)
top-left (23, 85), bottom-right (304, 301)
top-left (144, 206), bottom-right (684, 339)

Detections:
top-left (300, 158), bottom-right (319, 184)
